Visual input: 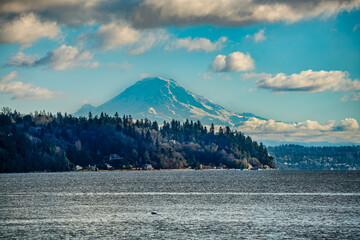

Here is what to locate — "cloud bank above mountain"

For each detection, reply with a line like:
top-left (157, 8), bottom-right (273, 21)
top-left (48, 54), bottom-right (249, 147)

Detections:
top-left (255, 70), bottom-right (360, 92)
top-left (1, 0), bottom-right (359, 28)
top-left (234, 117), bottom-right (360, 143)
top-left (241, 70), bottom-right (360, 101)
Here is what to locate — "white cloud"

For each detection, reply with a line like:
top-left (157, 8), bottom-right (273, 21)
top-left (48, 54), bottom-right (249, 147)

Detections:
top-left (6, 52), bottom-right (39, 66)
top-left (172, 36), bottom-right (227, 52)
top-left (127, 29), bottom-right (169, 55)
top-left (336, 118), bottom-right (360, 131)
top-left (81, 99), bottom-right (90, 105)
top-left (0, 0), bottom-right (116, 27)
top-left (82, 61), bottom-right (99, 69)
top-left (11, 45), bottom-right (98, 70)
top-left (96, 22), bottom-right (141, 51)
top-left (222, 75), bottom-right (232, 81)
top-left (241, 72), bottom-right (272, 81)
top-left (0, 13), bottom-right (59, 48)
top-left (8, 45), bottom-right (98, 70)
top-left (211, 52), bottom-right (255, 72)
top-left (2, 1), bottom-right (359, 30)
top-left (211, 55), bottom-right (227, 72)
top-left (0, 71), bottom-right (18, 83)
top-left (95, 22), bottom-right (169, 55)
top-left (354, 24), bottom-right (360, 31)
top-left (235, 117), bottom-right (360, 143)
top-left (132, 0), bottom-right (360, 27)
top-left (139, 73), bottom-right (150, 79)
top-left (341, 92), bottom-right (360, 102)
top-left (0, 0), bottom-right (80, 14)
top-left (198, 73), bottom-right (212, 80)
top-left (107, 62), bottom-right (133, 69)
top-left (246, 29), bottom-right (266, 42)
top-left (254, 29), bottom-right (266, 42)
top-left (0, 71), bottom-right (62, 100)
top-left (41, 45), bottom-right (98, 70)
top-left (244, 70), bottom-right (360, 93)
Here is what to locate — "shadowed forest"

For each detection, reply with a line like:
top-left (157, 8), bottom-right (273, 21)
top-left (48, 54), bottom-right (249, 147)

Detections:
top-left (0, 108), bottom-right (275, 173)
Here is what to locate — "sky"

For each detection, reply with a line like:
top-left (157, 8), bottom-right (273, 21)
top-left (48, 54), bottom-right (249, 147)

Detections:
top-left (0, 0), bottom-right (360, 144)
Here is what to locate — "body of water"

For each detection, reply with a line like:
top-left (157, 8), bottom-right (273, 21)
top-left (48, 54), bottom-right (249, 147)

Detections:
top-left (1, 170), bottom-right (359, 239)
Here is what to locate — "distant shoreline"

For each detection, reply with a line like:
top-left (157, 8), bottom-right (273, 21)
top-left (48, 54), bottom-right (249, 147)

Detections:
top-left (72, 167), bottom-right (278, 173)
top-left (6, 169), bottom-right (360, 174)
top-left (1, 168), bottom-right (279, 174)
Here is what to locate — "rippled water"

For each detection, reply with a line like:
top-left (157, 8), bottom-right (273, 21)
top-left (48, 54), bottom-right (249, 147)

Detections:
top-left (1, 170), bottom-right (359, 239)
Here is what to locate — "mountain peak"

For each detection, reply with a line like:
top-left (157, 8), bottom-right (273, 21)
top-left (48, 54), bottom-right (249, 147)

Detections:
top-left (76, 103), bottom-right (95, 115)
top-left (74, 77), bottom-right (265, 125)
top-left (140, 76), bottom-right (177, 83)
top-left (135, 77), bottom-right (181, 89)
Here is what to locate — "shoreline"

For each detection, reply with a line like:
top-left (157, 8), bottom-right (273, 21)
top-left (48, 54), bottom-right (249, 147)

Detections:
top-left (73, 167), bottom-right (278, 172)
top-left (1, 168), bottom-right (278, 174)
top-left (5, 169), bottom-right (360, 174)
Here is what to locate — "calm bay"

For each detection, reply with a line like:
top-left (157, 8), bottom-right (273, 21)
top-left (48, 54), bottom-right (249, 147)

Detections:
top-left (1, 170), bottom-right (359, 239)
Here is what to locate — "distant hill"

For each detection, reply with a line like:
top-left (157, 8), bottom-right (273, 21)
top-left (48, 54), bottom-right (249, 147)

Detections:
top-left (74, 77), bottom-right (266, 126)
top-left (268, 145), bottom-right (360, 170)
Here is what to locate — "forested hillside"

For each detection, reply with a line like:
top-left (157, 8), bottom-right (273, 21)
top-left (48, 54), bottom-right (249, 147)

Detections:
top-left (0, 108), bottom-right (275, 173)
top-left (268, 145), bottom-right (360, 170)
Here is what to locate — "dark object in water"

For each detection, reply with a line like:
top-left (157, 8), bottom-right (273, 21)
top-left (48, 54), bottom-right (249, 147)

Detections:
top-left (151, 211), bottom-right (158, 215)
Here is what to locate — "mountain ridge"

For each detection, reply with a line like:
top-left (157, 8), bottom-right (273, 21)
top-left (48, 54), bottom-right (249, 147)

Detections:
top-left (75, 77), bottom-right (266, 126)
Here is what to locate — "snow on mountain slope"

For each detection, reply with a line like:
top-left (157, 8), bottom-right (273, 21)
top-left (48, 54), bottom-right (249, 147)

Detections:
top-left (74, 77), bottom-right (266, 125)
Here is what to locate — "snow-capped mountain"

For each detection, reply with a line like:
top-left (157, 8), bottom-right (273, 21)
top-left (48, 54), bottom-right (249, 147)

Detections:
top-left (75, 77), bottom-right (265, 126)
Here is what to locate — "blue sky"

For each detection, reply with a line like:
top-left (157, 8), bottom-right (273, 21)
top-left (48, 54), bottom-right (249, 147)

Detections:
top-left (0, 0), bottom-right (359, 143)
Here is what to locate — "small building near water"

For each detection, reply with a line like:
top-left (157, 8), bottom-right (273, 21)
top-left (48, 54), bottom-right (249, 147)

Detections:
top-left (88, 165), bottom-right (98, 171)
top-left (142, 164), bottom-right (153, 170)
top-left (75, 165), bottom-right (83, 171)
top-left (109, 154), bottom-right (123, 161)
top-left (106, 163), bottom-right (113, 170)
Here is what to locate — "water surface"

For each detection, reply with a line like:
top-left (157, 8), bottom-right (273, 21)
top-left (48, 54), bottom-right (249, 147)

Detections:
top-left (1, 170), bottom-right (359, 239)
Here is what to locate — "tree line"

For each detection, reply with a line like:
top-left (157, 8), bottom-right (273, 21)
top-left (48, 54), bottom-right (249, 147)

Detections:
top-left (0, 107), bottom-right (275, 173)
top-left (268, 144), bottom-right (360, 170)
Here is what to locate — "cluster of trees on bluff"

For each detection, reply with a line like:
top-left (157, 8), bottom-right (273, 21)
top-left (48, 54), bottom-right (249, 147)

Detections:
top-left (0, 108), bottom-right (275, 173)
